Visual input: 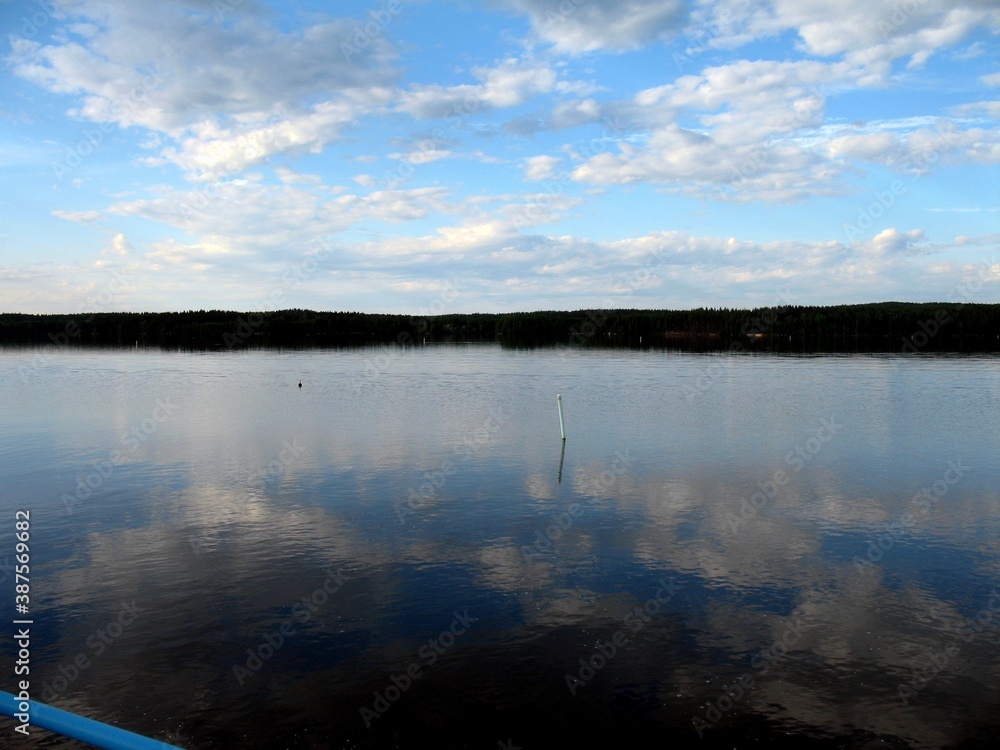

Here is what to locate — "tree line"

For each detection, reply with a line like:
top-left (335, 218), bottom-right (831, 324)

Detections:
top-left (0, 302), bottom-right (997, 352)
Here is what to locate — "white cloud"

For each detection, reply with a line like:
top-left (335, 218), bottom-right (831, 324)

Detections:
top-left (3, 0), bottom-right (997, 314)
top-left (824, 132), bottom-right (899, 161)
top-left (868, 227), bottom-right (925, 256)
top-left (274, 166), bottom-right (323, 186)
top-left (8, 3), bottom-right (396, 133)
top-left (500, 0), bottom-right (687, 53)
top-left (569, 121), bottom-right (839, 203)
top-left (362, 188), bottom-right (453, 224)
top-left (108, 182), bottom-right (456, 266)
top-left (101, 232), bottom-right (133, 257)
top-left (691, 0), bottom-right (1000, 80)
top-left (817, 116), bottom-right (1000, 172)
top-left (8, 194), bottom-right (997, 312)
top-left (6, 1), bottom-right (400, 179)
top-left (144, 236), bottom-right (249, 272)
top-left (396, 58), bottom-right (570, 119)
top-left (952, 40), bottom-right (985, 61)
top-left (52, 209), bottom-right (103, 222)
top-left (952, 100), bottom-right (1000, 119)
top-left (561, 44), bottom-right (1000, 199)
top-left (549, 98), bottom-right (603, 128)
top-left (154, 93), bottom-right (393, 180)
top-left (548, 58), bottom-right (856, 199)
top-left (388, 149), bottom-right (453, 165)
top-left (522, 155), bottom-right (562, 181)
top-left (341, 223), bottom-right (996, 311)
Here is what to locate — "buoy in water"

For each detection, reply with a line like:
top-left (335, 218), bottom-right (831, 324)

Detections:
top-left (298, 382), bottom-right (302, 388)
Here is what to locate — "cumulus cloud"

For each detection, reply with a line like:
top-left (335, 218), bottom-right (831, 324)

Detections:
top-left (548, 98), bottom-right (604, 129)
top-left (153, 93), bottom-right (394, 180)
top-left (522, 155), bottom-right (562, 181)
top-left (868, 227), bottom-right (925, 256)
top-left (569, 121), bottom-right (839, 202)
top-left (6, 0), bottom-right (399, 179)
top-left (549, 58), bottom-right (849, 199)
top-left (396, 58), bottom-right (575, 119)
top-left (8, 2), bottom-right (396, 131)
top-left (690, 0), bottom-right (1000, 80)
top-left (101, 232), bottom-right (133, 257)
top-left (109, 183), bottom-right (454, 255)
top-left (560, 46), bottom-right (999, 198)
top-left (11, 173), bottom-right (997, 312)
top-left (340, 223), bottom-right (990, 311)
top-left (4, 0), bottom-right (997, 313)
top-left (822, 121), bottom-right (1000, 171)
top-left (499, 0), bottom-right (687, 53)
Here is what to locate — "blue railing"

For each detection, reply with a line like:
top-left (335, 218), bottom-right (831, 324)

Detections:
top-left (0, 690), bottom-right (185, 749)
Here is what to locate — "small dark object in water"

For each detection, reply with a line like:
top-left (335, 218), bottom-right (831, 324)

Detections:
top-left (298, 382), bottom-right (302, 388)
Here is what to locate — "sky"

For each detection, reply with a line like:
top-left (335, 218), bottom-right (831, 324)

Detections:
top-left (0, 0), bottom-right (998, 315)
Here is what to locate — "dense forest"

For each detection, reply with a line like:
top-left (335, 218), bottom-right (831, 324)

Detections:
top-left (1, 302), bottom-right (998, 352)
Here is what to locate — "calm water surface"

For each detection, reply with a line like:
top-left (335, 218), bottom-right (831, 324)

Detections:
top-left (1, 345), bottom-right (998, 749)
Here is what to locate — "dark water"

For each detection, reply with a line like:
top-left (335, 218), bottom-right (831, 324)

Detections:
top-left (1, 345), bottom-right (998, 749)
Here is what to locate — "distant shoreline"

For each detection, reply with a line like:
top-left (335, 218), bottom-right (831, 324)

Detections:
top-left (1, 302), bottom-right (998, 353)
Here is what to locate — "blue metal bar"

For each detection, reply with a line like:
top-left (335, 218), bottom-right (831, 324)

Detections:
top-left (0, 691), bottom-right (185, 749)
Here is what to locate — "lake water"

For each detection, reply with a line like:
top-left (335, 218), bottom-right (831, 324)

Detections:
top-left (1, 345), bottom-right (998, 749)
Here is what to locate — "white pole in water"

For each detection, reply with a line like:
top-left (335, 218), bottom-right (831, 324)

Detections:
top-left (557, 394), bottom-right (566, 440)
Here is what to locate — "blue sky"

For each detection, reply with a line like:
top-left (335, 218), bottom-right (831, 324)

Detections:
top-left (1, 0), bottom-right (998, 314)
